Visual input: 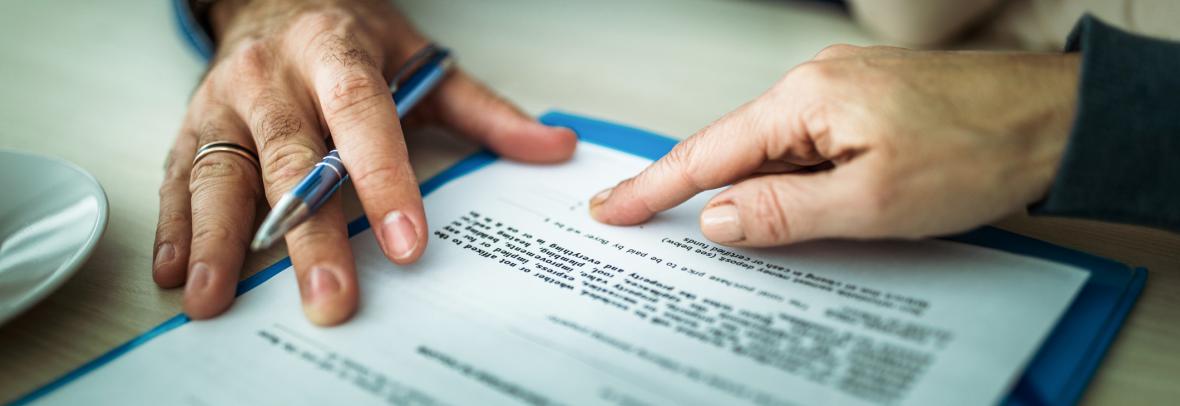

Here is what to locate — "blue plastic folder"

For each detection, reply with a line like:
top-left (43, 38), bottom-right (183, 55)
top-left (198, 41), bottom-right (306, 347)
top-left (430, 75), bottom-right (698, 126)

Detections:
top-left (15, 112), bottom-right (1146, 406)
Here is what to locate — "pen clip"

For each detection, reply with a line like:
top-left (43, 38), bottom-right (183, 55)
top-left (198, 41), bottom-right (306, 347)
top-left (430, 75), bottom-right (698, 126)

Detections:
top-left (389, 43), bottom-right (442, 93)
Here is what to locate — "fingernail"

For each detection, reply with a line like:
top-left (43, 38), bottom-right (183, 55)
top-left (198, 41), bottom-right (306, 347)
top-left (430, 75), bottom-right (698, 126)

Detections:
top-left (555, 125), bottom-right (578, 137)
top-left (188, 262), bottom-right (211, 292)
top-left (382, 211), bottom-right (419, 261)
top-left (590, 187), bottom-right (613, 207)
top-left (308, 267), bottom-right (341, 302)
top-left (701, 204), bottom-right (744, 243)
top-left (154, 243), bottom-right (174, 267)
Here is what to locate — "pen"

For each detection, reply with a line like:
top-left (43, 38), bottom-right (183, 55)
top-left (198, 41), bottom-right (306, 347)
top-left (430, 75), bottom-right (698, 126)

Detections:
top-left (250, 44), bottom-right (453, 251)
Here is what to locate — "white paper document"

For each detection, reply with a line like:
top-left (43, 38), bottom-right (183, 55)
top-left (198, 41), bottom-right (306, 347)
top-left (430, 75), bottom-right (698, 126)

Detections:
top-left (40, 142), bottom-right (1088, 406)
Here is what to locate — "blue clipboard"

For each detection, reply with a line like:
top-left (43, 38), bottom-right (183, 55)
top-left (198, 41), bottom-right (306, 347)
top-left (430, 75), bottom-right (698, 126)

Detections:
top-left (13, 111), bottom-right (1146, 406)
top-left (536, 112), bottom-right (1148, 406)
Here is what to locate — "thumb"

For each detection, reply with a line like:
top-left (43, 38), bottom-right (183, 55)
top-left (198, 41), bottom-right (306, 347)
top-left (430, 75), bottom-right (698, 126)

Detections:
top-left (429, 71), bottom-right (577, 163)
top-left (699, 170), bottom-right (860, 246)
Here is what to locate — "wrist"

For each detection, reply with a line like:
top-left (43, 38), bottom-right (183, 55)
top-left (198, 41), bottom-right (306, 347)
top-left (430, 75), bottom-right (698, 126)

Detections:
top-left (208, 0), bottom-right (245, 43)
top-left (1024, 53), bottom-right (1081, 205)
top-left (207, 0), bottom-right (427, 67)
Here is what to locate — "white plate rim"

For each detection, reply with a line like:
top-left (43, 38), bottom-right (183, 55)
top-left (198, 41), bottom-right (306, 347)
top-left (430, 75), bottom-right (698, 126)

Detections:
top-left (0, 149), bottom-right (110, 325)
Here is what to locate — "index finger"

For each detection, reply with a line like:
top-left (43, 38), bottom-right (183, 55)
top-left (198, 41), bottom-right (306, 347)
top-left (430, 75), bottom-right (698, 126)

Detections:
top-left (309, 34), bottom-right (426, 265)
top-left (589, 96), bottom-right (809, 225)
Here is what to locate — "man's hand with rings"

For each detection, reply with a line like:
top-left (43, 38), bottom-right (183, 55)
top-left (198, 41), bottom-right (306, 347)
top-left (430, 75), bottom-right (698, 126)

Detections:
top-left (153, 0), bottom-right (577, 325)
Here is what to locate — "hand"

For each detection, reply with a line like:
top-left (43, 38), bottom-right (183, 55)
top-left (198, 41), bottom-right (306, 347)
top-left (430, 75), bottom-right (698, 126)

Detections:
top-left (590, 45), bottom-right (1078, 247)
top-left (153, 0), bottom-right (577, 325)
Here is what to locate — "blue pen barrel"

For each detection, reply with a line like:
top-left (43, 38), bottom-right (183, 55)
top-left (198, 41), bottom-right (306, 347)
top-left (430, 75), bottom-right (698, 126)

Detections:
top-left (292, 150), bottom-right (347, 211)
top-left (250, 46), bottom-right (450, 250)
top-left (393, 50), bottom-right (451, 118)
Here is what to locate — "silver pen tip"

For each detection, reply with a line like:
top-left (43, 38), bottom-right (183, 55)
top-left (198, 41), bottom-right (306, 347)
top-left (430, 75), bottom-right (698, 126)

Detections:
top-left (250, 232), bottom-right (277, 252)
top-left (250, 194), bottom-right (309, 252)
top-left (250, 215), bottom-right (289, 252)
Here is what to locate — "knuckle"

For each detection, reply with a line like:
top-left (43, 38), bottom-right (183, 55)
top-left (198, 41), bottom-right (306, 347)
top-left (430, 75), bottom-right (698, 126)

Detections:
top-left (156, 210), bottom-right (189, 233)
top-left (660, 139), bottom-right (709, 190)
top-left (769, 64), bottom-right (828, 107)
top-left (292, 8), bottom-right (352, 38)
top-left (611, 174), bottom-right (644, 202)
top-left (191, 221), bottom-right (243, 246)
top-left (663, 138), bottom-right (693, 166)
top-left (195, 118), bottom-right (232, 145)
top-left (159, 180), bottom-right (189, 200)
top-left (614, 176), bottom-right (639, 193)
top-left (261, 142), bottom-right (320, 192)
top-left (865, 45), bottom-right (907, 54)
top-left (163, 149), bottom-right (192, 183)
top-left (796, 101), bottom-right (829, 130)
top-left (320, 37), bottom-right (376, 69)
top-left (786, 60), bottom-right (838, 86)
top-left (321, 71), bottom-right (386, 118)
top-left (814, 43), bottom-right (860, 60)
top-left (225, 38), bottom-right (276, 81)
top-left (189, 158), bottom-right (255, 195)
top-left (249, 94), bottom-right (305, 148)
top-left (304, 11), bottom-right (374, 71)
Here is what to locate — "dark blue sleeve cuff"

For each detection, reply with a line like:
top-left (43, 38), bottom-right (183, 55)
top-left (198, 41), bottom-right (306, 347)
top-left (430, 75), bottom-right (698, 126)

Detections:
top-left (173, 0), bottom-right (215, 61)
top-left (1030, 14), bottom-right (1180, 232)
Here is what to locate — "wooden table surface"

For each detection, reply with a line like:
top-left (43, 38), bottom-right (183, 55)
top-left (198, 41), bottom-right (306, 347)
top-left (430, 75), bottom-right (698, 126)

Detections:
top-left (1, 0), bottom-right (1176, 404)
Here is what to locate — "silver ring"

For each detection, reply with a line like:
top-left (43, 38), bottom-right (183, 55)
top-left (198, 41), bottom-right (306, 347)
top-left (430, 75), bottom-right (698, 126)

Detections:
top-left (193, 141), bottom-right (260, 168)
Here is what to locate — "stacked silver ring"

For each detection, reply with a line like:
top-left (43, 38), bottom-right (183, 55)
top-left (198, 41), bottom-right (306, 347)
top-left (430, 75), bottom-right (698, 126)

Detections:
top-left (193, 142), bottom-right (259, 167)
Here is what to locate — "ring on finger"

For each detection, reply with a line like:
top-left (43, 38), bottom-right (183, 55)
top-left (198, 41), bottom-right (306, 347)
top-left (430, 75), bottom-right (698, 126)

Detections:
top-left (193, 141), bottom-right (260, 168)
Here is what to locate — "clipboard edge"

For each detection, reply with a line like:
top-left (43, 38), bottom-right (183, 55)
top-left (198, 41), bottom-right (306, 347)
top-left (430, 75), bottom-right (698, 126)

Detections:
top-left (10, 110), bottom-right (1147, 406)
